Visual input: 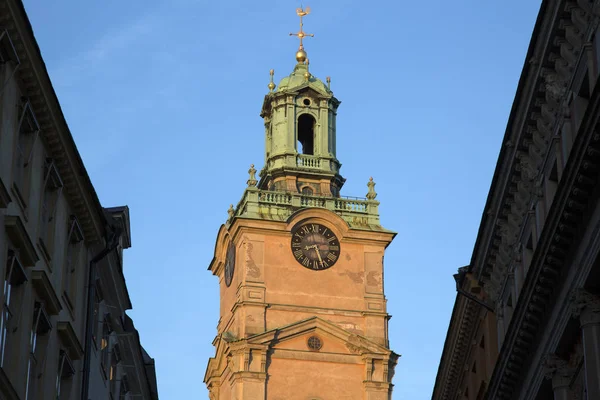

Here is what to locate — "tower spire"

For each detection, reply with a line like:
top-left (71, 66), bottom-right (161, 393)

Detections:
top-left (289, 6), bottom-right (314, 63)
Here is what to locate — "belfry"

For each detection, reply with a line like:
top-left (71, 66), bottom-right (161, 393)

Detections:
top-left (204, 8), bottom-right (399, 399)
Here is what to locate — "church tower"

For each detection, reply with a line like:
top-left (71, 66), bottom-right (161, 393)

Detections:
top-left (204, 8), bottom-right (399, 400)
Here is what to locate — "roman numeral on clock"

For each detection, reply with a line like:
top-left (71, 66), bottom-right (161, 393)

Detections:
top-left (293, 249), bottom-right (303, 258)
top-left (327, 253), bottom-right (337, 262)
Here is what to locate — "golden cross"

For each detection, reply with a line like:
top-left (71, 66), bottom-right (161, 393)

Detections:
top-left (289, 6), bottom-right (314, 50)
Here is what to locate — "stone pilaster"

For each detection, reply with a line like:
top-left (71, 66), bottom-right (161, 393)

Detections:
top-left (363, 355), bottom-right (396, 400)
top-left (227, 343), bottom-right (268, 400)
top-left (571, 289), bottom-right (600, 399)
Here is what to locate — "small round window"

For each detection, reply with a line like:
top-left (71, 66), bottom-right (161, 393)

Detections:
top-left (307, 336), bottom-right (322, 351)
top-left (303, 98), bottom-right (311, 106)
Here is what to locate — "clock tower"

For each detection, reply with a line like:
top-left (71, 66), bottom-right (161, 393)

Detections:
top-left (204, 8), bottom-right (399, 400)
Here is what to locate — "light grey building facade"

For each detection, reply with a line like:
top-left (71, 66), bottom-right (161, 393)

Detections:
top-left (0, 0), bottom-right (158, 399)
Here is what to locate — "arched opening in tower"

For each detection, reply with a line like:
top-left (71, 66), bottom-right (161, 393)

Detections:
top-left (297, 114), bottom-right (315, 155)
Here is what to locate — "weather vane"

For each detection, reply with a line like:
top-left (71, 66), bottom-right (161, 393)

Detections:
top-left (290, 6), bottom-right (314, 63)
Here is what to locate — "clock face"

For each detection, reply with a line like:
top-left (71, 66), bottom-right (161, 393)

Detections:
top-left (291, 223), bottom-right (340, 270)
top-left (224, 241), bottom-right (235, 287)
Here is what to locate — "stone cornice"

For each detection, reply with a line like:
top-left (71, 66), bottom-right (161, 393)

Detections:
top-left (473, 0), bottom-right (567, 301)
top-left (486, 26), bottom-right (600, 400)
top-left (0, 0), bottom-right (107, 243)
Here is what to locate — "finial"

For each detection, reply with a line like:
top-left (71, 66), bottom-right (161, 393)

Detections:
top-left (268, 69), bottom-right (276, 92)
top-left (366, 177), bottom-right (377, 200)
top-left (326, 76), bottom-right (331, 90)
top-left (247, 164), bottom-right (258, 187)
top-left (304, 59), bottom-right (311, 81)
top-left (290, 6), bottom-right (314, 63)
top-left (227, 204), bottom-right (235, 220)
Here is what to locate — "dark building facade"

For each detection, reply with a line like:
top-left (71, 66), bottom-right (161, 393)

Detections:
top-left (433, 0), bottom-right (600, 399)
top-left (0, 1), bottom-right (158, 399)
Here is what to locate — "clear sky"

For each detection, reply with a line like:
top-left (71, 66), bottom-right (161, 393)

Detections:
top-left (23, 0), bottom-right (542, 398)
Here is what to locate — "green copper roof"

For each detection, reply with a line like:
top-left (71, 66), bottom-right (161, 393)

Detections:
top-left (277, 63), bottom-right (331, 95)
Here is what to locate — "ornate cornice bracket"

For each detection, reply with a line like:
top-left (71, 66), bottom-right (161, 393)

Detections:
top-left (543, 354), bottom-right (576, 389)
top-left (570, 288), bottom-right (600, 326)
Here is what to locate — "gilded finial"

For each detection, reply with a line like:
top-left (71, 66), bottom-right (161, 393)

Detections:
top-left (247, 164), bottom-right (258, 187)
top-left (290, 6), bottom-right (314, 63)
top-left (227, 204), bottom-right (235, 220)
top-left (304, 59), bottom-right (311, 81)
top-left (326, 76), bottom-right (331, 90)
top-left (268, 69), bottom-right (276, 92)
top-left (366, 177), bottom-right (377, 200)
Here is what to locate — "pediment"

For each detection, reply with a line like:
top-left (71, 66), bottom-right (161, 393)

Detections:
top-left (204, 335), bottom-right (229, 383)
top-left (208, 224), bottom-right (229, 275)
top-left (247, 317), bottom-right (390, 356)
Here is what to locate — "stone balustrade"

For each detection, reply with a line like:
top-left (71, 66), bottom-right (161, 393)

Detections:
top-left (296, 154), bottom-right (321, 169)
top-left (232, 189), bottom-right (380, 228)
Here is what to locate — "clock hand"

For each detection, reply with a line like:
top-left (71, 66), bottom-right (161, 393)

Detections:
top-left (314, 247), bottom-right (324, 266)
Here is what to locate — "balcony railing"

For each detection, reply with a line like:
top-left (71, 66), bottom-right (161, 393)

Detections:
top-left (233, 189), bottom-right (379, 227)
top-left (296, 155), bottom-right (321, 169)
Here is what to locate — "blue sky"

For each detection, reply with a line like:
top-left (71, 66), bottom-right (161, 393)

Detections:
top-left (23, 0), bottom-right (541, 398)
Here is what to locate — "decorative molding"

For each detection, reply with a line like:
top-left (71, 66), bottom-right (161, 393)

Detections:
top-left (57, 321), bottom-right (84, 360)
top-left (571, 288), bottom-right (600, 326)
top-left (31, 269), bottom-right (62, 315)
top-left (4, 214), bottom-right (38, 267)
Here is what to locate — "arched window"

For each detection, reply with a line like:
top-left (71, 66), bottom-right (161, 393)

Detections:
top-left (298, 114), bottom-right (315, 155)
top-left (301, 186), bottom-right (313, 196)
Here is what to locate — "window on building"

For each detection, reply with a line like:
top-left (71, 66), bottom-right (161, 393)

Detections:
top-left (523, 234), bottom-right (534, 275)
top-left (476, 381), bottom-right (486, 400)
top-left (25, 302), bottom-right (51, 400)
top-left (571, 69), bottom-right (591, 133)
top-left (544, 160), bottom-right (559, 216)
top-left (63, 217), bottom-right (84, 310)
top-left (38, 158), bottom-right (63, 259)
top-left (560, 119), bottom-right (574, 167)
top-left (55, 350), bottom-right (75, 400)
top-left (101, 314), bottom-right (112, 379)
top-left (298, 114), bottom-right (315, 155)
top-left (92, 281), bottom-right (104, 347)
top-left (301, 186), bottom-right (314, 196)
top-left (0, 29), bottom-right (20, 65)
top-left (0, 30), bottom-right (20, 136)
top-left (504, 294), bottom-right (514, 329)
top-left (1, 249), bottom-right (27, 367)
top-left (110, 345), bottom-right (121, 395)
top-left (13, 100), bottom-right (40, 209)
top-left (120, 374), bottom-right (131, 400)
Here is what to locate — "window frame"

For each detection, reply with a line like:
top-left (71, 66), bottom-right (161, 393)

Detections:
top-left (25, 302), bottom-right (51, 400)
top-left (62, 217), bottom-right (83, 311)
top-left (1, 249), bottom-right (27, 367)
top-left (12, 99), bottom-right (40, 211)
top-left (38, 158), bottom-right (63, 262)
top-left (56, 349), bottom-right (75, 400)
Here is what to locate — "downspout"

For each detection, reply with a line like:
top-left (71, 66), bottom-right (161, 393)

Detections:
top-left (81, 224), bottom-right (122, 400)
top-left (455, 268), bottom-right (495, 312)
top-left (456, 287), bottom-right (495, 312)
